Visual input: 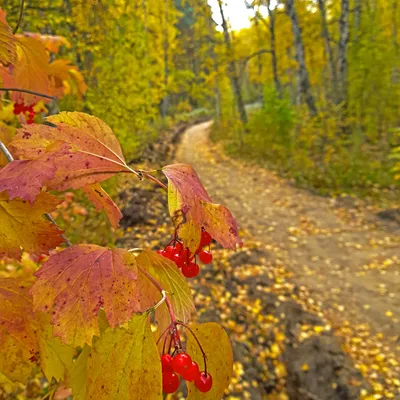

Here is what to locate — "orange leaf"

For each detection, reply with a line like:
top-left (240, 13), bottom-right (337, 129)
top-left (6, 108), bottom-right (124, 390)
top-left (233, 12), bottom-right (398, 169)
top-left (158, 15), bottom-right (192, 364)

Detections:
top-left (82, 183), bottom-right (122, 228)
top-left (0, 15), bottom-right (16, 67)
top-left (0, 192), bottom-right (64, 260)
top-left (11, 36), bottom-right (51, 105)
top-left (19, 33), bottom-right (71, 54)
top-left (31, 245), bottom-right (139, 347)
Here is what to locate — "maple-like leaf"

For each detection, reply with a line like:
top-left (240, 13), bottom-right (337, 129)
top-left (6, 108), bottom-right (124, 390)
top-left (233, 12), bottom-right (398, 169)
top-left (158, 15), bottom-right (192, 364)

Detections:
top-left (136, 249), bottom-right (194, 334)
top-left (0, 278), bottom-right (38, 382)
top-left (66, 344), bottom-right (90, 400)
top-left (0, 192), bottom-right (64, 259)
top-left (0, 17), bottom-right (16, 66)
top-left (162, 164), bottom-right (242, 252)
top-left (82, 183), bottom-right (122, 228)
top-left (3, 113), bottom-right (131, 202)
top-left (83, 314), bottom-right (162, 400)
top-left (31, 245), bottom-right (139, 347)
top-left (186, 323), bottom-right (233, 400)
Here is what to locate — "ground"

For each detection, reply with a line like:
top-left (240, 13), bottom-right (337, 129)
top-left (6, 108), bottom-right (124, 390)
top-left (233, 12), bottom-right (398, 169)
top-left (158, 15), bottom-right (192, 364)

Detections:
top-left (119, 121), bottom-right (400, 399)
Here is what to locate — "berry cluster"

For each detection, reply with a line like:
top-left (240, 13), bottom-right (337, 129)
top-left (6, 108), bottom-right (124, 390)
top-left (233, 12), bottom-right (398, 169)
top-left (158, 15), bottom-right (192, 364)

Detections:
top-left (13, 101), bottom-right (37, 124)
top-left (161, 351), bottom-right (212, 394)
top-left (158, 230), bottom-right (213, 279)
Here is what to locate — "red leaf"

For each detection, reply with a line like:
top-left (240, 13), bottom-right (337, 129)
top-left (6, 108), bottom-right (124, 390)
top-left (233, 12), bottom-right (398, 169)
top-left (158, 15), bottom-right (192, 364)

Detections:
top-left (31, 245), bottom-right (139, 346)
top-left (0, 159), bottom-right (56, 203)
top-left (162, 163), bottom-right (242, 251)
top-left (82, 183), bottom-right (122, 228)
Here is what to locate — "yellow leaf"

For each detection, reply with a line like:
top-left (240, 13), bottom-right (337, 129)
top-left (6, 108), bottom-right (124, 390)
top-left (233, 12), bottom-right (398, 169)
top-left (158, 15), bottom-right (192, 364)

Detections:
top-left (0, 17), bottom-right (16, 66)
top-left (0, 192), bottom-right (64, 259)
top-left (187, 322), bottom-right (233, 400)
top-left (84, 314), bottom-right (162, 399)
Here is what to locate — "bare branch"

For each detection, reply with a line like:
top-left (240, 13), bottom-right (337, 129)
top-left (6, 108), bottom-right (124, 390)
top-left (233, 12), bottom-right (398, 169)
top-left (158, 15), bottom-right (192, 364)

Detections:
top-left (13, 0), bottom-right (25, 34)
top-left (0, 88), bottom-right (56, 101)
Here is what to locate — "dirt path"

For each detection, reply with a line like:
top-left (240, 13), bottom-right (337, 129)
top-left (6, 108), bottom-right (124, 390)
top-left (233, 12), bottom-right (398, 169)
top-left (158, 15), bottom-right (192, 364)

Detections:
top-left (175, 121), bottom-right (400, 397)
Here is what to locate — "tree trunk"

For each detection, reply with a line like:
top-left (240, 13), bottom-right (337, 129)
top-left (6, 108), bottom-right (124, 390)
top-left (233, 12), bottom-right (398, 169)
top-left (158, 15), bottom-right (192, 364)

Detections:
top-left (337, 0), bottom-right (349, 107)
top-left (161, 0), bottom-right (169, 119)
top-left (217, 0), bottom-right (248, 126)
top-left (353, 0), bottom-right (362, 42)
top-left (285, 0), bottom-right (318, 115)
top-left (317, 0), bottom-right (338, 102)
top-left (266, 0), bottom-right (282, 97)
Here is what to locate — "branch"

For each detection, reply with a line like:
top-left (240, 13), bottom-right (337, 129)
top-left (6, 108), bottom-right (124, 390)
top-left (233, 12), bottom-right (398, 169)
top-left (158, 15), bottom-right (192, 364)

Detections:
top-left (13, 0), bottom-right (25, 34)
top-left (0, 88), bottom-right (56, 101)
top-left (0, 139), bottom-right (72, 247)
top-left (138, 170), bottom-right (168, 190)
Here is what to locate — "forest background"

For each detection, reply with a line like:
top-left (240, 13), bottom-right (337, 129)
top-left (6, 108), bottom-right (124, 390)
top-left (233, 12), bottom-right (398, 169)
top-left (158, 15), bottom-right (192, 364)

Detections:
top-left (3, 0), bottom-right (400, 208)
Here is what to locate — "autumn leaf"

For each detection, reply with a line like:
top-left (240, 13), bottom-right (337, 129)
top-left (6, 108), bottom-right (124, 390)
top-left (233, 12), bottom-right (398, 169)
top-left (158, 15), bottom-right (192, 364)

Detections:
top-left (12, 36), bottom-right (51, 104)
top-left (0, 192), bottom-right (64, 259)
top-left (0, 17), bottom-right (16, 66)
top-left (162, 164), bottom-right (242, 252)
top-left (2, 113), bottom-right (132, 202)
top-left (0, 278), bottom-right (38, 382)
top-left (66, 344), bottom-right (90, 400)
top-left (82, 183), bottom-right (122, 228)
top-left (0, 157), bottom-right (57, 203)
top-left (19, 33), bottom-right (71, 54)
top-left (48, 60), bottom-right (87, 98)
top-left (36, 313), bottom-right (75, 382)
top-left (136, 249), bottom-right (194, 333)
top-left (186, 322), bottom-right (233, 400)
top-left (83, 314), bottom-right (162, 400)
top-left (31, 245), bottom-right (139, 347)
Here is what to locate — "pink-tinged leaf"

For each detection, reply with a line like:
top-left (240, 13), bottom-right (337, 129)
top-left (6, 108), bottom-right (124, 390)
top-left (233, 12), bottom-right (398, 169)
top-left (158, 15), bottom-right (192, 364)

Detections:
top-left (82, 183), bottom-right (122, 228)
top-left (0, 159), bottom-right (56, 203)
top-left (6, 114), bottom-right (131, 202)
top-left (162, 164), bottom-right (242, 252)
top-left (0, 192), bottom-right (64, 260)
top-left (31, 245), bottom-right (139, 347)
top-left (0, 278), bottom-right (39, 382)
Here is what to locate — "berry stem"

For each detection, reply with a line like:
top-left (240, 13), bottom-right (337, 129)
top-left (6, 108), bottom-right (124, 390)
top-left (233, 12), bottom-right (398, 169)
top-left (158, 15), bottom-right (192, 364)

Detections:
top-left (0, 139), bottom-right (72, 247)
top-left (176, 322), bottom-right (208, 374)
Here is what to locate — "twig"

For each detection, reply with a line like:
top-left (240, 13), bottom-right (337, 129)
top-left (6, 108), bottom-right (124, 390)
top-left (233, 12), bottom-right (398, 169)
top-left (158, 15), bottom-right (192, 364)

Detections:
top-left (0, 88), bottom-right (56, 101)
top-left (13, 0), bottom-right (25, 34)
top-left (0, 139), bottom-right (71, 247)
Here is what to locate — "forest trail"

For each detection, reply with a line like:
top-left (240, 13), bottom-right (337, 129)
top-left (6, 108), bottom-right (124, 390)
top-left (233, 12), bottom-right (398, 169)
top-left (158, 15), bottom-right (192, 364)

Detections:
top-left (176, 122), bottom-right (400, 356)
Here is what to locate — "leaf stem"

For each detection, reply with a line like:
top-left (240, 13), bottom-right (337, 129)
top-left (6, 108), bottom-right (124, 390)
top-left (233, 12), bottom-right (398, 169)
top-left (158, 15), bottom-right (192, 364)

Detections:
top-left (0, 139), bottom-right (71, 247)
top-left (13, 0), bottom-right (25, 34)
top-left (0, 88), bottom-right (56, 100)
top-left (138, 170), bottom-right (168, 190)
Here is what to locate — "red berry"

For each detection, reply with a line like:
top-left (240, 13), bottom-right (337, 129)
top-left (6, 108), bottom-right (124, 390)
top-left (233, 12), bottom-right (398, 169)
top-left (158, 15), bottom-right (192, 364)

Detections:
top-left (161, 354), bottom-right (173, 373)
top-left (181, 361), bottom-right (200, 381)
top-left (164, 246), bottom-right (176, 258)
top-left (172, 252), bottom-right (185, 268)
top-left (194, 372), bottom-right (213, 393)
top-left (199, 250), bottom-right (213, 264)
top-left (200, 231), bottom-right (212, 247)
top-left (174, 241), bottom-right (183, 251)
top-left (182, 262), bottom-right (200, 278)
top-left (171, 352), bottom-right (192, 375)
top-left (162, 371), bottom-right (180, 393)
